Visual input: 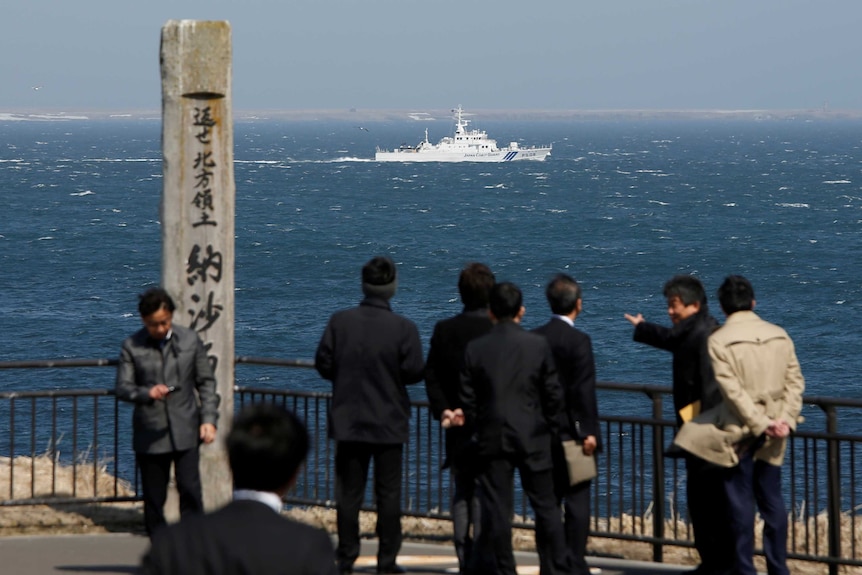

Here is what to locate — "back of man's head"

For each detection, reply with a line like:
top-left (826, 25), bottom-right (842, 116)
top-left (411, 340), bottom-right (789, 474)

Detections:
top-left (545, 273), bottom-right (581, 315)
top-left (458, 262), bottom-right (496, 310)
top-left (717, 275), bottom-right (755, 315)
top-left (489, 282), bottom-right (523, 321)
top-left (663, 275), bottom-right (708, 309)
top-left (227, 403), bottom-right (309, 494)
top-left (362, 256), bottom-right (398, 300)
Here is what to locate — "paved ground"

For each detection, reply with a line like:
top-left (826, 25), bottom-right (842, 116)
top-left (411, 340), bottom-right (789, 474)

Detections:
top-left (0, 534), bottom-right (701, 574)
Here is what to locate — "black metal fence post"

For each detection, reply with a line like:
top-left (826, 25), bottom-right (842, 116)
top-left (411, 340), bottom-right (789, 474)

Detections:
top-left (648, 389), bottom-right (665, 563)
top-left (824, 405), bottom-right (840, 575)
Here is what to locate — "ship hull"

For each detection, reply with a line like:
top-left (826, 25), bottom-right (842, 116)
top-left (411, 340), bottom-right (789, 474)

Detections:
top-left (375, 147), bottom-right (551, 163)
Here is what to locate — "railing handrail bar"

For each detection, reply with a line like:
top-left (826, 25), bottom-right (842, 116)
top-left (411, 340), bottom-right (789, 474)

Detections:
top-left (0, 359), bottom-right (118, 369)
top-left (0, 388), bottom-right (115, 400)
top-left (3, 357), bottom-right (862, 410)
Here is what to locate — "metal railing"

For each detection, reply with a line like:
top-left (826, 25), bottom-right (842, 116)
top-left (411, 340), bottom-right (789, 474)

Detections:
top-left (1, 357), bottom-right (860, 573)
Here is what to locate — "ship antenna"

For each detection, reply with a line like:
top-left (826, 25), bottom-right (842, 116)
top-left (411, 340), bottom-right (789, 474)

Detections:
top-left (453, 105), bottom-right (467, 134)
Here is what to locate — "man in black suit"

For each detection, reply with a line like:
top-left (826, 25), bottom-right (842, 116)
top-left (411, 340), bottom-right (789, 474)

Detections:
top-left (624, 275), bottom-right (732, 575)
top-left (425, 262), bottom-right (495, 573)
top-left (315, 256), bottom-right (425, 574)
top-left (533, 274), bottom-right (600, 575)
top-left (460, 282), bottom-right (572, 575)
top-left (140, 403), bottom-right (338, 575)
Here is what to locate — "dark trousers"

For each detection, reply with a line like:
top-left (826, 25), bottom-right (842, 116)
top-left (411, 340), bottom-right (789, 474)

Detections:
top-left (724, 449), bottom-right (789, 575)
top-left (550, 442), bottom-right (591, 575)
top-left (450, 464), bottom-right (480, 573)
top-left (137, 447), bottom-right (203, 537)
top-left (686, 456), bottom-right (734, 574)
top-left (469, 455), bottom-right (572, 575)
top-left (335, 441), bottom-right (403, 571)
top-left (557, 478), bottom-right (591, 575)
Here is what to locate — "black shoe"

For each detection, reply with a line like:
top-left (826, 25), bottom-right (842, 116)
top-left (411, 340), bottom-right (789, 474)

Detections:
top-left (337, 563), bottom-right (353, 574)
top-left (376, 565), bottom-right (407, 574)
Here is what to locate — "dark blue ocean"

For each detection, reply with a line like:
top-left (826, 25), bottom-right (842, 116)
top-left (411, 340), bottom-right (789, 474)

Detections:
top-left (1, 116), bottom-right (861, 434)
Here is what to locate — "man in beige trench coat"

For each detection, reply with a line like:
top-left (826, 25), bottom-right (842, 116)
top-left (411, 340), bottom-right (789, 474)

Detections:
top-left (676, 275), bottom-right (804, 575)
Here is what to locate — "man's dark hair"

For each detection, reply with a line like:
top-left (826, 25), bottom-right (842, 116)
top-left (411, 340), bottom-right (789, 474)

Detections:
top-left (662, 275), bottom-right (708, 310)
top-left (489, 282), bottom-right (523, 321)
top-left (138, 287), bottom-right (175, 317)
top-left (545, 273), bottom-right (582, 315)
top-left (362, 256), bottom-right (397, 286)
top-left (717, 275), bottom-right (755, 315)
top-left (227, 403), bottom-right (310, 493)
top-left (458, 262), bottom-right (496, 309)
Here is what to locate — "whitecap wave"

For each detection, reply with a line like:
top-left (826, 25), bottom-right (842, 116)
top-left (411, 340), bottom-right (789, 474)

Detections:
top-left (70, 191), bottom-right (94, 196)
top-left (823, 180), bottom-right (851, 184)
top-left (775, 203), bottom-right (809, 208)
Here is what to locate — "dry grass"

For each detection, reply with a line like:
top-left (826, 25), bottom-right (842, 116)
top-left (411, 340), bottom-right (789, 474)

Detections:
top-left (0, 454), bottom-right (142, 536)
top-left (0, 459), bottom-right (859, 573)
top-left (0, 454), bottom-right (135, 501)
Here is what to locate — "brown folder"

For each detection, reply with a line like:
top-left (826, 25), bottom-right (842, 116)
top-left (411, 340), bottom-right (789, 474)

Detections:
top-left (562, 439), bottom-right (597, 485)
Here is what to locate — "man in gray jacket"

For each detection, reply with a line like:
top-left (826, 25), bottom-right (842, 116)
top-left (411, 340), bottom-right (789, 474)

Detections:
top-left (116, 287), bottom-right (220, 536)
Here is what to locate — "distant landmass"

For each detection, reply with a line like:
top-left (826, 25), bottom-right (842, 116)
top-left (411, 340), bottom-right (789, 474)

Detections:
top-left (2, 108), bottom-right (862, 122)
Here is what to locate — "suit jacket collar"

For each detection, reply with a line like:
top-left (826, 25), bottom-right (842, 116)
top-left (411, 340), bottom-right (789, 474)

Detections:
top-left (233, 489), bottom-right (283, 513)
top-left (723, 309), bottom-right (760, 325)
top-left (492, 319), bottom-right (522, 333)
top-left (359, 296), bottom-right (392, 311)
top-left (550, 314), bottom-right (574, 327)
top-left (461, 307), bottom-right (489, 319)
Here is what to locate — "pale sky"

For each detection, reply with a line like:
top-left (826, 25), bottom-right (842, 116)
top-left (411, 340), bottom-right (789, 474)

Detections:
top-left (3, 1), bottom-right (861, 112)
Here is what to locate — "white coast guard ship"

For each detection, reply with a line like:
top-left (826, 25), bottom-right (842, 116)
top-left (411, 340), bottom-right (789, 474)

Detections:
top-left (374, 106), bottom-right (551, 163)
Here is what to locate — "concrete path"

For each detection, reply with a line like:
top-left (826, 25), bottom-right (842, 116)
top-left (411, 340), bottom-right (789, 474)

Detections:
top-left (0, 533), bottom-right (698, 574)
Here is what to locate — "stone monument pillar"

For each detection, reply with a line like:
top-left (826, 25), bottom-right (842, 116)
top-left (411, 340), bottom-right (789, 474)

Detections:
top-left (159, 19), bottom-right (235, 511)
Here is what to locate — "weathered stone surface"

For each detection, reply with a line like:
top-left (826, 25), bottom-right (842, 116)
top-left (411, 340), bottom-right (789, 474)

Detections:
top-left (160, 19), bottom-right (235, 511)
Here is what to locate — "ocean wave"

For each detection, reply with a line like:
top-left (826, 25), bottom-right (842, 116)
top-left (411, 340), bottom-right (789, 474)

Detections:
top-left (88, 158), bottom-right (159, 163)
top-left (823, 180), bottom-right (851, 184)
top-left (775, 202), bottom-right (810, 208)
top-left (70, 191), bottom-right (95, 196)
top-left (0, 113), bottom-right (89, 122)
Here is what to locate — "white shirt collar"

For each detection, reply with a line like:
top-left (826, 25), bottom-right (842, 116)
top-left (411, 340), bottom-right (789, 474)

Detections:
top-left (233, 489), bottom-right (283, 513)
top-left (552, 314), bottom-right (574, 327)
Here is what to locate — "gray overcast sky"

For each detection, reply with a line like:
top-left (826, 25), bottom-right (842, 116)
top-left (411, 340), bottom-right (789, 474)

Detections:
top-left (3, 1), bottom-right (861, 112)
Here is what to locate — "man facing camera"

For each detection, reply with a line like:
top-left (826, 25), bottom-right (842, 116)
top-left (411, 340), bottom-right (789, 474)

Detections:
top-left (140, 403), bottom-right (338, 575)
top-left (116, 287), bottom-right (219, 537)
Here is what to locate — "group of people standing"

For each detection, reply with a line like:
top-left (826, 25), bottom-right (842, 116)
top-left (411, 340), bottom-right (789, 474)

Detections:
top-left (314, 258), bottom-right (805, 575)
top-left (117, 259), bottom-right (804, 575)
top-left (313, 257), bottom-right (598, 574)
top-left (630, 274), bottom-right (805, 575)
